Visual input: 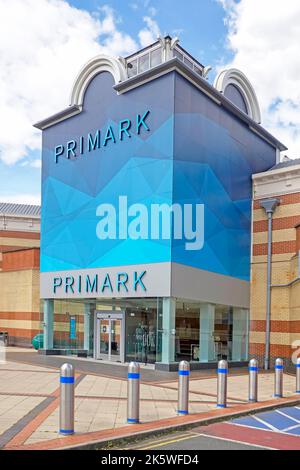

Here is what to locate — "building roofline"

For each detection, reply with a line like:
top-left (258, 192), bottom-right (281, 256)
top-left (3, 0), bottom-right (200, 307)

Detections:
top-left (0, 202), bottom-right (41, 218)
top-left (175, 43), bottom-right (205, 69)
top-left (252, 163), bottom-right (300, 180)
top-left (124, 38), bottom-right (163, 60)
top-left (34, 105), bottom-right (81, 130)
top-left (115, 58), bottom-right (287, 151)
top-left (33, 56), bottom-right (287, 152)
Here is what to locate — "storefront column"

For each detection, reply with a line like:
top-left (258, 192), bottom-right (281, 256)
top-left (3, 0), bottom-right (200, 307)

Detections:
top-left (199, 304), bottom-right (215, 362)
top-left (161, 298), bottom-right (176, 364)
top-left (84, 304), bottom-right (90, 353)
top-left (43, 299), bottom-right (54, 350)
top-left (232, 308), bottom-right (248, 361)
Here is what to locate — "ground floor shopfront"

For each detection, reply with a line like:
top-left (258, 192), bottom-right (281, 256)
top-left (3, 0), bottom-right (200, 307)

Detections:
top-left (42, 297), bottom-right (249, 369)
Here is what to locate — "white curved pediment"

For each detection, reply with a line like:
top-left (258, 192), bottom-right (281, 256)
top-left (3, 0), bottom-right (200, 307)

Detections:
top-left (214, 68), bottom-right (261, 124)
top-left (70, 55), bottom-right (127, 107)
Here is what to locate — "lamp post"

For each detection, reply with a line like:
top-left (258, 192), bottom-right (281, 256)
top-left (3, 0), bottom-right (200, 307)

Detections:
top-left (259, 198), bottom-right (279, 370)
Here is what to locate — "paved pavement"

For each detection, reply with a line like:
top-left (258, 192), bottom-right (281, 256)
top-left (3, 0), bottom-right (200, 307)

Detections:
top-left (0, 347), bottom-right (300, 450)
top-left (6, 349), bottom-right (245, 383)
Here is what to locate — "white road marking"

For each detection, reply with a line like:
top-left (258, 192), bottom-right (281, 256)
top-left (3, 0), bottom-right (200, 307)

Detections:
top-left (197, 433), bottom-right (276, 450)
top-left (251, 415), bottom-right (278, 431)
top-left (275, 409), bottom-right (300, 425)
top-left (282, 423), bottom-right (300, 433)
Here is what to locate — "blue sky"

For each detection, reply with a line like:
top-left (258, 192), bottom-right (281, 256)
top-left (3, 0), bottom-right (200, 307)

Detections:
top-left (72, 0), bottom-right (232, 65)
top-left (1, 0), bottom-right (232, 205)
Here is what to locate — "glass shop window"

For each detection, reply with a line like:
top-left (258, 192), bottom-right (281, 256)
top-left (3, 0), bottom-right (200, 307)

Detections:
top-left (175, 302), bottom-right (200, 362)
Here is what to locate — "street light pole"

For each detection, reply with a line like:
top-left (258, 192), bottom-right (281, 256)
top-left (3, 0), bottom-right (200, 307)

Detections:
top-left (259, 198), bottom-right (279, 371)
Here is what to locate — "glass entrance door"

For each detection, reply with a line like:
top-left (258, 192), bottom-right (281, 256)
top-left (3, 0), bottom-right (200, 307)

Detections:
top-left (96, 312), bottom-right (124, 362)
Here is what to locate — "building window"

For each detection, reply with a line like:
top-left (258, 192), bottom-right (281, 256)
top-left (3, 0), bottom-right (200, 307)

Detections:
top-left (127, 58), bottom-right (137, 78)
top-left (173, 48), bottom-right (184, 61)
top-left (175, 301), bottom-right (200, 362)
top-left (138, 53), bottom-right (150, 74)
top-left (174, 300), bottom-right (249, 363)
top-left (150, 48), bottom-right (162, 68)
top-left (125, 299), bottom-right (159, 364)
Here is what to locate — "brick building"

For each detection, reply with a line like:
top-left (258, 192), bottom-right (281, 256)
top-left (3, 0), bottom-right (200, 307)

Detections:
top-left (251, 158), bottom-right (300, 369)
top-left (0, 203), bottom-right (40, 346)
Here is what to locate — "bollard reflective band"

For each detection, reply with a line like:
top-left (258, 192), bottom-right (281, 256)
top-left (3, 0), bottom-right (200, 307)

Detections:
top-left (296, 364), bottom-right (300, 368)
top-left (127, 418), bottom-right (139, 423)
top-left (128, 373), bottom-right (140, 379)
top-left (59, 429), bottom-right (74, 434)
top-left (60, 377), bottom-right (75, 384)
top-left (275, 365), bottom-right (283, 369)
top-left (178, 410), bottom-right (188, 415)
top-left (217, 404), bottom-right (226, 408)
top-left (217, 369), bottom-right (228, 374)
top-left (178, 370), bottom-right (190, 376)
top-left (249, 367), bottom-right (258, 371)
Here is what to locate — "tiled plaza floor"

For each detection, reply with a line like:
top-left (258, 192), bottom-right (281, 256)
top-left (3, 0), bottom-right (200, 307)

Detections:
top-left (0, 347), bottom-right (298, 449)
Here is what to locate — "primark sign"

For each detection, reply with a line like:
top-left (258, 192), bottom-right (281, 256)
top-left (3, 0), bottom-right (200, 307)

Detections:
top-left (40, 264), bottom-right (171, 299)
top-left (54, 110), bottom-right (150, 163)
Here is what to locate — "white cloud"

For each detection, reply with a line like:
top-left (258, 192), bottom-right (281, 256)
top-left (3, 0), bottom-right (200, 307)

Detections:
top-left (0, 0), bottom-right (139, 166)
top-left (138, 16), bottom-right (160, 48)
top-left (219, 0), bottom-right (300, 157)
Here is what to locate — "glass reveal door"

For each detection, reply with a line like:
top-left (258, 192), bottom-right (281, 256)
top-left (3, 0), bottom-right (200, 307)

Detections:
top-left (96, 312), bottom-right (124, 362)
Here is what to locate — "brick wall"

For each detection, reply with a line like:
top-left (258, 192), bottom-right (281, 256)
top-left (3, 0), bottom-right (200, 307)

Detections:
top-left (0, 248), bottom-right (40, 347)
top-left (251, 191), bottom-right (300, 369)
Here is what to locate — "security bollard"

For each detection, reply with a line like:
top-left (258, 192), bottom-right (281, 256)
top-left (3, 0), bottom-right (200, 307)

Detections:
top-left (178, 361), bottom-right (190, 415)
top-left (59, 363), bottom-right (75, 435)
top-left (275, 358), bottom-right (284, 398)
top-left (248, 359), bottom-right (258, 402)
top-left (296, 358), bottom-right (300, 393)
top-left (217, 360), bottom-right (228, 408)
top-left (127, 362), bottom-right (140, 424)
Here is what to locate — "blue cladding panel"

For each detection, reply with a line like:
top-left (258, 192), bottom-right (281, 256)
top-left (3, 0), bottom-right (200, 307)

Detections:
top-left (172, 75), bottom-right (276, 281)
top-left (41, 72), bottom-right (175, 272)
top-left (41, 71), bottom-right (276, 282)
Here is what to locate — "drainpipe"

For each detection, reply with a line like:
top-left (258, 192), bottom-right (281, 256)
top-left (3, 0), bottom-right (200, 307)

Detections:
top-left (259, 198), bottom-right (280, 370)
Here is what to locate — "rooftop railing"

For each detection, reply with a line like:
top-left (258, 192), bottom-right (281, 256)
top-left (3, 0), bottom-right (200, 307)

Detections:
top-left (124, 37), bottom-right (204, 80)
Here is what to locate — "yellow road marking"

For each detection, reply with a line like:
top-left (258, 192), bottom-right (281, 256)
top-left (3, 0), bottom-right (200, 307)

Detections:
top-left (137, 433), bottom-right (200, 450)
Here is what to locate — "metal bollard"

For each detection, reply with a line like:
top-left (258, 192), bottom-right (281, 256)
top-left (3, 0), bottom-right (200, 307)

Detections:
top-left (178, 361), bottom-right (190, 415)
top-left (127, 362), bottom-right (140, 424)
top-left (274, 358), bottom-right (284, 398)
top-left (248, 359), bottom-right (258, 402)
top-left (296, 358), bottom-right (300, 393)
top-left (59, 363), bottom-right (75, 435)
top-left (217, 360), bottom-right (228, 408)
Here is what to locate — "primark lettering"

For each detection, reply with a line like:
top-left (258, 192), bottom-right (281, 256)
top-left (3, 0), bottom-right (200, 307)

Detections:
top-left (53, 270), bottom-right (147, 295)
top-left (54, 110), bottom-right (150, 163)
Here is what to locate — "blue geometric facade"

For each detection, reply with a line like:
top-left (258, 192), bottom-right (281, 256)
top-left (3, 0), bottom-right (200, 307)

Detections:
top-left (41, 70), bottom-right (276, 282)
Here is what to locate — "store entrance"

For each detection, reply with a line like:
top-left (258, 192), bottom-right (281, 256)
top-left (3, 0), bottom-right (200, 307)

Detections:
top-left (95, 311), bottom-right (125, 362)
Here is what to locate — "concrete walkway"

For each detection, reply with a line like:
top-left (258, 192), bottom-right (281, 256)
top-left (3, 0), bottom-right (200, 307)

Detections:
top-left (0, 347), bottom-right (298, 450)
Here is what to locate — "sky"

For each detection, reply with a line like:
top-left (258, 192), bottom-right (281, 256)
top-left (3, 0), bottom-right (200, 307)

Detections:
top-left (1, 0), bottom-right (300, 205)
